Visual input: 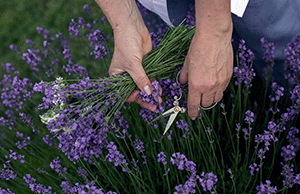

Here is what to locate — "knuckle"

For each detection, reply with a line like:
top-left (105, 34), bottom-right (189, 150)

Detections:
top-left (190, 78), bottom-right (219, 91)
top-left (189, 80), bottom-right (203, 90)
top-left (135, 74), bottom-right (148, 86)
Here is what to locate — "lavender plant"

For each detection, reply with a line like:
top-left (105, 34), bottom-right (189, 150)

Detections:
top-left (1, 2), bottom-right (300, 194)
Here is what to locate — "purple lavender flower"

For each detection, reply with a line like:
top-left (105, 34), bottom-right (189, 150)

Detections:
top-left (5, 150), bottom-right (25, 163)
top-left (91, 44), bottom-right (107, 59)
top-left (78, 17), bottom-right (86, 28)
top-left (242, 127), bottom-right (252, 139)
top-left (280, 163), bottom-right (300, 188)
top-left (167, 130), bottom-right (173, 140)
top-left (134, 139), bottom-right (145, 153)
top-left (267, 121), bottom-right (278, 133)
top-left (0, 161), bottom-right (17, 181)
top-left (244, 110), bottom-right (255, 124)
top-left (63, 63), bottom-right (88, 78)
top-left (176, 119), bottom-right (190, 137)
top-left (61, 180), bottom-right (111, 194)
top-left (255, 129), bottom-right (278, 148)
top-left (43, 135), bottom-right (53, 146)
top-left (290, 85), bottom-right (300, 105)
top-left (281, 145), bottom-right (296, 161)
top-left (185, 4), bottom-right (196, 27)
top-left (36, 26), bottom-right (43, 34)
top-left (260, 37), bottom-right (275, 62)
top-left (50, 157), bottom-right (67, 176)
top-left (2, 63), bottom-right (15, 73)
top-left (23, 174), bottom-right (53, 193)
top-left (16, 132), bottom-right (23, 138)
top-left (256, 180), bottom-right (277, 194)
top-left (185, 160), bottom-right (197, 175)
top-left (170, 152), bottom-right (187, 170)
top-left (174, 180), bottom-right (195, 194)
top-left (283, 35), bottom-right (300, 85)
top-left (69, 19), bottom-right (81, 37)
top-left (87, 29), bottom-right (108, 59)
top-left (43, 29), bottom-right (50, 39)
top-left (19, 113), bottom-right (38, 133)
top-left (15, 136), bottom-right (31, 149)
top-left (269, 82), bottom-right (284, 102)
top-left (198, 172), bottom-right (218, 192)
top-left (258, 148), bottom-right (266, 159)
top-left (106, 142), bottom-right (128, 169)
top-left (77, 167), bottom-right (88, 180)
top-left (26, 39), bottom-right (36, 47)
top-left (1, 75), bottom-right (33, 113)
top-left (233, 40), bottom-right (256, 87)
top-left (160, 78), bottom-right (182, 107)
top-left (22, 49), bottom-right (42, 72)
top-left (286, 127), bottom-right (300, 151)
top-left (83, 4), bottom-right (92, 15)
top-left (157, 152), bottom-right (167, 165)
top-left (9, 44), bottom-right (21, 55)
top-left (37, 168), bottom-right (48, 174)
top-left (0, 187), bottom-right (15, 194)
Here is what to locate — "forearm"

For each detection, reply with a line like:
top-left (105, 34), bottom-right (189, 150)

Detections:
top-left (195, 0), bottom-right (232, 36)
top-left (95, 0), bottom-right (145, 30)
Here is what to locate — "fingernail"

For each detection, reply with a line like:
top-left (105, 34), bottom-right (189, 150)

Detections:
top-left (143, 85), bottom-right (151, 95)
top-left (191, 117), bottom-right (196, 120)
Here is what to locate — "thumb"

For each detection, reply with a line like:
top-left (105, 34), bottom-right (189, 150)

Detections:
top-left (126, 63), bottom-right (152, 95)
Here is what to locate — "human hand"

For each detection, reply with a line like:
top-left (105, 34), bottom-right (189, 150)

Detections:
top-left (179, 31), bottom-right (233, 120)
top-left (109, 13), bottom-right (162, 111)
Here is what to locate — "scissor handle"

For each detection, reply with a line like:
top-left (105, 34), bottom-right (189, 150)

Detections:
top-left (175, 70), bottom-right (184, 101)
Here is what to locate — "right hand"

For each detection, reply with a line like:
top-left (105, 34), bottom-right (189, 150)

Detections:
top-left (109, 16), bottom-right (162, 111)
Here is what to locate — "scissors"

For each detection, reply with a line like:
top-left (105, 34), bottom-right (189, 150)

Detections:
top-left (150, 95), bottom-right (186, 135)
top-left (150, 71), bottom-right (186, 135)
top-left (150, 70), bottom-right (218, 135)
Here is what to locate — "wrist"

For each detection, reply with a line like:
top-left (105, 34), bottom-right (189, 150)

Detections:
top-left (95, 0), bottom-right (145, 31)
top-left (195, 0), bottom-right (233, 37)
top-left (195, 20), bottom-right (233, 39)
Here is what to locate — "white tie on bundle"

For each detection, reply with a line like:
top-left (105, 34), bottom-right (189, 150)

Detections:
top-left (138, 0), bottom-right (249, 26)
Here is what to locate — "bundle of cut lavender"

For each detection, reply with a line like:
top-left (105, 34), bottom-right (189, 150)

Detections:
top-left (34, 25), bottom-right (194, 138)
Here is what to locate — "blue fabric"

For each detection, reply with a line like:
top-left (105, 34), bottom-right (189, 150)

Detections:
top-left (166, 0), bottom-right (300, 85)
top-left (167, 0), bottom-right (194, 26)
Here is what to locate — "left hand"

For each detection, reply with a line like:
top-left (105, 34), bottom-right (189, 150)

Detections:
top-left (179, 31), bottom-right (233, 120)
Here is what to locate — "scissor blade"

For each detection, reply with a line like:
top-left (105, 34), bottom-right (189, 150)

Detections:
top-left (150, 107), bottom-right (175, 123)
top-left (163, 112), bottom-right (178, 135)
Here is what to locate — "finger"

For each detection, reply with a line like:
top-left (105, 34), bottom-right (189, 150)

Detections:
top-left (125, 61), bottom-right (152, 96)
top-left (200, 91), bottom-right (215, 108)
top-left (125, 88), bottom-right (162, 111)
top-left (135, 97), bottom-right (157, 112)
top-left (125, 89), bottom-right (140, 103)
top-left (187, 84), bottom-right (201, 120)
top-left (142, 38), bottom-right (152, 58)
top-left (214, 92), bottom-right (223, 103)
top-left (109, 55), bottom-right (125, 77)
top-left (179, 61), bottom-right (188, 85)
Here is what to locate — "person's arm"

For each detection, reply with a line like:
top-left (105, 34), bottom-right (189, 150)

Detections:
top-left (95, 0), bottom-right (160, 111)
top-left (195, 0), bottom-right (232, 35)
top-left (95, 0), bottom-right (143, 31)
top-left (180, 0), bottom-right (233, 119)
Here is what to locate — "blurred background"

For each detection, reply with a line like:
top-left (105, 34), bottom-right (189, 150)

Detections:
top-left (0, 0), bottom-right (112, 73)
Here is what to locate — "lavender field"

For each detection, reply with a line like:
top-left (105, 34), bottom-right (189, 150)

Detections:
top-left (0, 1), bottom-right (300, 194)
